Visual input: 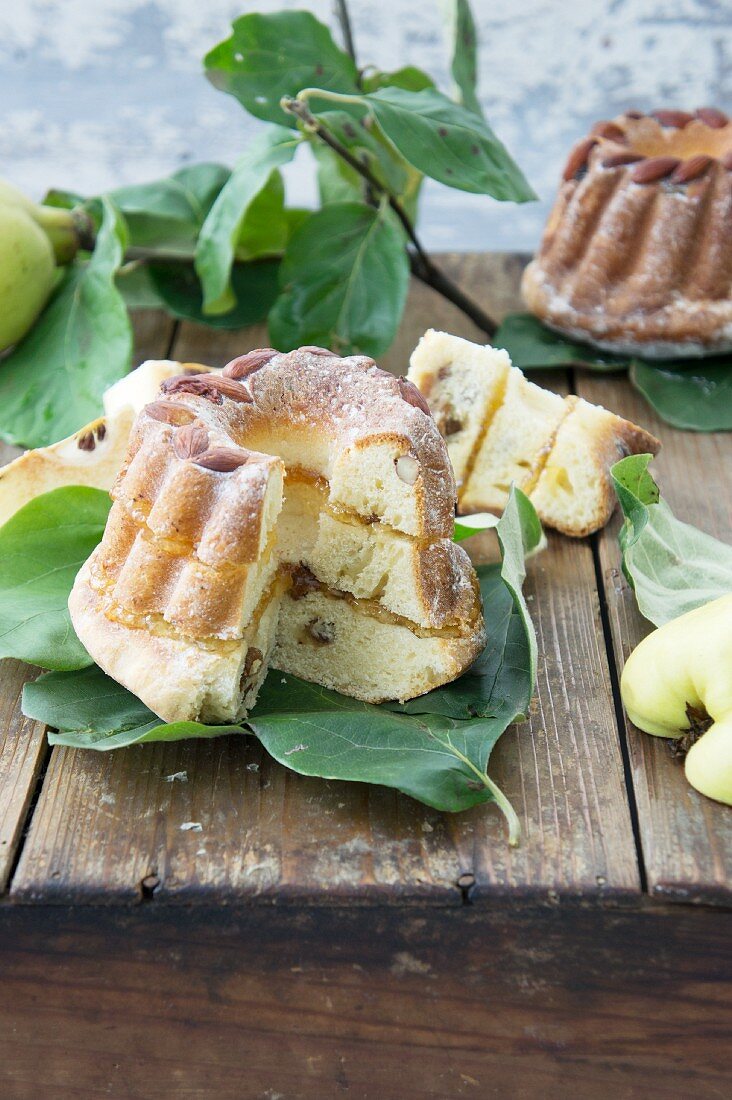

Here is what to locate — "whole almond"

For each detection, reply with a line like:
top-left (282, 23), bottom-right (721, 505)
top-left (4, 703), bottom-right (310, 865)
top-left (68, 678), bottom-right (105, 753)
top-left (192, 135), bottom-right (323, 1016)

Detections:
top-left (624, 109), bottom-right (645, 120)
top-left (562, 138), bottom-right (597, 181)
top-left (145, 400), bottom-right (196, 426)
top-left (397, 376), bottom-right (431, 416)
top-left (173, 423), bottom-right (209, 460)
top-left (77, 432), bottom-right (96, 452)
top-left (223, 348), bottom-right (278, 380)
top-left (161, 374), bottom-right (253, 404)
top-left (602, 152), bottom-right (644, 169)
top-left (395, 455), bottom-right (420, 485)
top-left (300, 345), bottom-right (334, 356)
top-left (651, 109), bottom-right (693, 128)
top-left (630, 156), bottom-right (681, 184)
top-left (671, 155), bottom-right (714, 184)
top-left (591, 121), bottom-right (627, 143)
top-left (193, 447), bottom-right (250, 472)
top-left (695, 107), bottom-right (728, 129)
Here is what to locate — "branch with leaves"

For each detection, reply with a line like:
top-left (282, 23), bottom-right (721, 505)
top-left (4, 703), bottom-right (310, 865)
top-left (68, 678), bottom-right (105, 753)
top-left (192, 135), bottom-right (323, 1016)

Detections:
top-left (0, 0), bottom-right (535, 451)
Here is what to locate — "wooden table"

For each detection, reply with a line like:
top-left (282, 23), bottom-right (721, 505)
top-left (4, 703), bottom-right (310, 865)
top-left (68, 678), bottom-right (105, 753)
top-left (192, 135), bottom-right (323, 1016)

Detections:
top-left (1, 254), bottom-right (730, 1099)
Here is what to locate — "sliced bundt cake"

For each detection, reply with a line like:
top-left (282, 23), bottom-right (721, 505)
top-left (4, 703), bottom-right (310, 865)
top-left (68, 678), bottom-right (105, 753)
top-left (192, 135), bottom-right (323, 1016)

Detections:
top-left (70, 347), bottom-right (485, 722)
top-left (408, 330), bottom-right (660, 537)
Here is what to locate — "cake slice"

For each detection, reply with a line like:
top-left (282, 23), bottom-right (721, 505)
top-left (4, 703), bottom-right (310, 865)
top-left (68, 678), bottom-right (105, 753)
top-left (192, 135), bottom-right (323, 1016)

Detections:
top-left (408, 330), bottom-right (660, 537)
top-left (531, 396), bottom-right (661, 537)
top-left (408, 330), bottom-right (511, 489)
top-left (459, 368), bottom-right (567, 514)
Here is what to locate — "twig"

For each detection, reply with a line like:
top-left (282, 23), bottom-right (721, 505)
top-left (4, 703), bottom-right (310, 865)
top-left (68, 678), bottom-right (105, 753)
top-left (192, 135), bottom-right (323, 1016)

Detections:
top-left (334, 0), bottom-right (357, 65)
top-left (282, 96), bottom-right (498, 337)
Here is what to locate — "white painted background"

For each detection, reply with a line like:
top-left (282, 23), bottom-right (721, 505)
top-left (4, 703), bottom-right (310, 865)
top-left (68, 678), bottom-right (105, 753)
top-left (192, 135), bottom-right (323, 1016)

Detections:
top-left (1, 0), bottom-right (730, 249)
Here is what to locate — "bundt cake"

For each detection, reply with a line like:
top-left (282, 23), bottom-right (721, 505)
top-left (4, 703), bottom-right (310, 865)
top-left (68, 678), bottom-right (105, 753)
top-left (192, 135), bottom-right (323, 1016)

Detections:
top-left (522, 107), bottom-right (732, 357)
top-left (69, 347), bottom-right (485, 723)
top-left (408, 330), bottom-right (660, 537)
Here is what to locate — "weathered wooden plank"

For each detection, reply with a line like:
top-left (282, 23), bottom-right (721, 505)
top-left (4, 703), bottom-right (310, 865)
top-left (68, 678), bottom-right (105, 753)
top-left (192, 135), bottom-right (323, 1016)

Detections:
top-left (10, 529), bottom-right (641, 903)
top-left (0, 662), bottom-right (47, 892)
top-left (0, 310), bottom-right (175, 896)
top-left (12, 256), bottom-right (639, 903)
top-left (0, 446), bottom-right (45, 892)
top-left (1, 905), bottom-right (730, 1099)
top-left (576, 373), bottom-right (732, 904)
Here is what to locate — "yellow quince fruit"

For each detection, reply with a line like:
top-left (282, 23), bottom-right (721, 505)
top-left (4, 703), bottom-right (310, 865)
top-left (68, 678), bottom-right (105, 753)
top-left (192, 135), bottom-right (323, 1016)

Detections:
top-left (621, 594), bottom-right (732, 805)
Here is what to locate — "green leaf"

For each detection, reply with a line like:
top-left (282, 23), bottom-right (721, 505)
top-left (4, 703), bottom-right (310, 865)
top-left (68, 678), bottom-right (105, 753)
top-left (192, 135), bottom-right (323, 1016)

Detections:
top-left (313, 108), bottom-right (410, 197)
top-left (494, 312), bottom-right (631, 371)
top-left (116, 261), bottom-right (165, 310)
top-left (283, 207), bottom-right (312, 239)
top-left (42, 188), bottom-right (86, 211)
top-left (362, 66), bottom-right (435, 94)
top-left (0, 487), bottom-right (111, 671)
top-left (234, 171), bottom-right (288, 261)
top-left (630, 358), bottom-right (732, 432)
top-left (453, 512), bottom-right (499, 542)
top-left (363, 87), bottom-right (535, 201)
top-left (204, 11), bottom-right (359, 127)
top-left (18, 490), bottom-right (538, 836)
top-left (447, 0), bottom-right (481, 116)
top-left (611, 454), bottom-right (732, 627)
top-left (268, 201), bottom-right (410, 357)
top-left (313, 144), bottom-right (363, 205)
top-left (195, 127), bottom-right (300, 314)
top-left (0, 196), bottom-right (132, 449)
top-left (249, 678), bottom-right (502, 814)
top-left (23, 665), bottom-right (240, 750)
top-left (147, 259), bottom-right (280, 329)
top-left (110, 163), bottom-right (230, 254)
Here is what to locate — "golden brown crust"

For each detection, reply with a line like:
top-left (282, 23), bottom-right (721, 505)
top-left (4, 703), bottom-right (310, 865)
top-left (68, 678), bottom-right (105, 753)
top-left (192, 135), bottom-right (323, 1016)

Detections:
top-left (198, 348), bottom-right (456, 538)
top-left (70, 561), bottom-right (278, 724)
top-left (523, 110), bottom-right (732, 357)
top-left (415, 540), bottom-right (481, 629)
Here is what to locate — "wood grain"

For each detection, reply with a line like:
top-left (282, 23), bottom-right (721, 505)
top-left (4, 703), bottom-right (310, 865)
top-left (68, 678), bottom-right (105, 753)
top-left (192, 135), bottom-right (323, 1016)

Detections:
top-left (0, 310), bottom-right (175, 898)
top-left (576, 373), bottom-right (732, 904)
top-left (1, 905), bottom-right (730, 1099)
top-left (12, 257), bottom-right (639, 904)
top-left (0, 661), bottom-right (47, 891)
top-left (0, 449), bottom-right (45, 891)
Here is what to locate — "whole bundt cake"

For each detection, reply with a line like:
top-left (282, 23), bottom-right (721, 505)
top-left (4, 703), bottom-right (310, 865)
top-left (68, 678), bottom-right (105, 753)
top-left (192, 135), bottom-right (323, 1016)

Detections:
top-left (69, 347), bottom-right (485, 723)
top-left (522, 107), bottom-right (732, 358)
